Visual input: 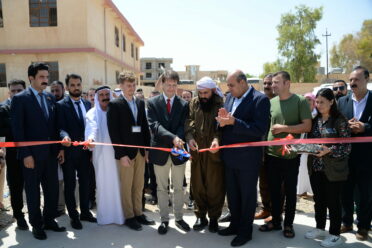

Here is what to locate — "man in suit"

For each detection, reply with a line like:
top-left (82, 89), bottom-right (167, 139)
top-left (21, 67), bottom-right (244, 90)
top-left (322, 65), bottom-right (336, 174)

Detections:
top-left (0, 79), bottom-right (27, 230)
top-left (338, 66), bottom-right (372, 241)
top-left (57, 73), bottom-right (96, 230)
top-left (10, 62), bottom-right (66, 240)
top-left (147, 70), bottom-right (190, 235)
top-left (216, 70), bottom-right (270, 247)
top-left (107, 71), bottom-right (154, 231)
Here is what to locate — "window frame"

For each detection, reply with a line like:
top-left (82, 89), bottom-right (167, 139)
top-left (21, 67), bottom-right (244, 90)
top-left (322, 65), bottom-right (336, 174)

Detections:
top-left (0, 63), bottom-right (6, 87)
top-left (29, 0), bottom-right (58, 27)
top-left (115, 26), bottom-right (119, 48)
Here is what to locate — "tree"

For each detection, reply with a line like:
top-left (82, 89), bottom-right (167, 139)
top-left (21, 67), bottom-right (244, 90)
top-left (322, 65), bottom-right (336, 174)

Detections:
top-left (330, 19), bottom-right (372, 72)
top-left (245, 73), bottom-right (256, 78)
top-left (260, 59), bottom-right (284, 78)
top-left (277, 5), bottom-right (323, 82)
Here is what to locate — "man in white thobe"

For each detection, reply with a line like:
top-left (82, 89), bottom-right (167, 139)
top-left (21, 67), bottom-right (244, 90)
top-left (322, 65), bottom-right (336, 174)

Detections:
top-left (85, 86), bottom-right (124, 225)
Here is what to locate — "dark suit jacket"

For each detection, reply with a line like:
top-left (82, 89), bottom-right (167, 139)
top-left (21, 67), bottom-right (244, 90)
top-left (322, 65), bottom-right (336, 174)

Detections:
top-left (107, 95), bottom-right (151, 160)
top-left (147, 94), bottom-right (189, 165)
top-left (10, 87), bottom-right (59, 161)
top-left (56, 96), bottom-right (91, 159)
top-left (0, 103), bottom-right (12, 141)
top-left (221, 87), bottom-right (270, 170)
top-left (338, 90), bottom-right (372, 168)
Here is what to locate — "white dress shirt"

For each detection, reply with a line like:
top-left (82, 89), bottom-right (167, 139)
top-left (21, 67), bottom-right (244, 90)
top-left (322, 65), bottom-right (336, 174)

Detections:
top-left (163, 93), bottom-right (175, 108)
top-left (231, 86), bottom-right (251, 115)
top-left (352, 92), bottom-right (369, 121)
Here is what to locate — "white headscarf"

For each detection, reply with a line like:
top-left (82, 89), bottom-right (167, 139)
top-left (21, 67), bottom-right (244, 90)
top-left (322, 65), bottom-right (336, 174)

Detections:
top-left (196, 76), bottom-right (224, 97)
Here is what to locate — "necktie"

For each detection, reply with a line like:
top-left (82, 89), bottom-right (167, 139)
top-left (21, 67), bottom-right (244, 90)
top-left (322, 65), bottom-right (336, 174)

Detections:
top-left (74, 101), bottom-right (84, 126)
top-left (38, 92), bottom-right (48, 119)
top-left (166, 99), bottom-right (171, 114)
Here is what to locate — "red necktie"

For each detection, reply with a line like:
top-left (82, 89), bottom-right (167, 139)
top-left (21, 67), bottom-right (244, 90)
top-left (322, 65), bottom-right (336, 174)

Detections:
top-left (166, 99), bottom-right (171, 114)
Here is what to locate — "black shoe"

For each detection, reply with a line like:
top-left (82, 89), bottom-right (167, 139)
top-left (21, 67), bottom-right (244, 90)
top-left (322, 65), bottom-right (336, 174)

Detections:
top-left (218, 226), bottom-right (237, 236)
top-left (136, 214), bottom-right (155, 225)
top-left (80, 214), bottom-right (97, 223)
top-left (89, 201), bottom-right (96, 210)
top-left (175, 219), bottom-right (190, 232)
top-left (158, 221), bottom-right (169, 235)
top-left (125, 217), bottom-right (142, 231)
top-left (70, 218), bottom-right (83, 230)
top-left (193, 217), bottom-right (208, 231)
top-left (231, 235), bottom-right (252, 247)
top-left (43, 220), bottom-right (66, 232)
top-left (219, 212), bottom-right (231, 223)
top-left (16, 217), bottom-right (29, 230)
top-left (32, 227), bottom-right (47, 240)
top-left (56, 209), bottom-right (65, 217)
top-left (208, 219), bottom-right (219, 233)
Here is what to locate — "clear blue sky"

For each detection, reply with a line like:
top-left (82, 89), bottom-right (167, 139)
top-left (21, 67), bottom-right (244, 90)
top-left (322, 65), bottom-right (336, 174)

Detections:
top-left (113, 0), bottom-right (372, 76)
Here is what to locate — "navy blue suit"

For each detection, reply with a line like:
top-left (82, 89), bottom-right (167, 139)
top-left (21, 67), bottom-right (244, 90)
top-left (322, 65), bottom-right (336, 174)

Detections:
top-left (221, 87), bottom-right (270, 238)
top-left (338, 91), bottom-right (372, 230)
top-left (56, 96), bottom-right (92, 219)
top-left (10, 87), bottom-right (59, 228)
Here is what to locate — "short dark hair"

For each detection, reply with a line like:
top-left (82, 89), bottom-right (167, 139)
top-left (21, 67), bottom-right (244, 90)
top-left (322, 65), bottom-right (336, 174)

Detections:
top-left (183, 90), bottom-right (193, 97)
top-left (65, 73), bottom-right (82, 86)
top-left (264, 73), bottom-right (273, 79)
top-left (315, 88), bottom-right (341, 125)
top-left (136, 88), bottom-right (143, 93)
top-left (88, 87), bottom-right (96, 92)
top-left (273, 71), bottom-right (291, 81)
top-left (334, 79), bottom-right (347, 87)
top-left (28, 62), bottom-right (49, 78)
top-left (236, 72), bottom-right (247, 83)
top-left (50, 80), bottom-right (64, 89)
top-left (8, 79), bottom-right (26, 89)
top-left (151, 90), bottom-right (160, 95)
top-left (353, 66), bottom-right (370, 79)
top-left (118, 71), bottom-right (136, 84)
top-left (161, 70), bottom-right (179, 83)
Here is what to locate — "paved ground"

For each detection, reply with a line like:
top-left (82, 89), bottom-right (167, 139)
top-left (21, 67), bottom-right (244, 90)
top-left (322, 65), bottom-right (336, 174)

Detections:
top-left (1, 209), bottom-right (371, 248)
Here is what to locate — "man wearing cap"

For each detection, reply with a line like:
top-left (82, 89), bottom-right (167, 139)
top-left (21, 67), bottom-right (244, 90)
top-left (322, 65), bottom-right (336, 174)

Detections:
top-left (185, 77), bottom-right (225, 233)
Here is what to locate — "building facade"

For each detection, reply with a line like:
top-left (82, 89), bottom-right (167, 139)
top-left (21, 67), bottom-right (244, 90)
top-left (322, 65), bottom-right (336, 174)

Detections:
top-left (140, 57), bottom-right (173, 86)
top-left (0, 0), bottom-right (143, 90)
top-left (177, 65), bottom-right (227, 85)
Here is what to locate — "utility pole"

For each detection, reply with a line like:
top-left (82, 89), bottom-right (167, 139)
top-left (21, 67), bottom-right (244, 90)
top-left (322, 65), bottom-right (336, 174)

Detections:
top-left (322, 29), bottom-right (331, 79)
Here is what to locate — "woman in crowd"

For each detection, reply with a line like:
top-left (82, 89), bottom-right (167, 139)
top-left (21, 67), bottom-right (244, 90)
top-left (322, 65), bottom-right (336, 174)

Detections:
top-left (305, 88), bottom-right (351, 247)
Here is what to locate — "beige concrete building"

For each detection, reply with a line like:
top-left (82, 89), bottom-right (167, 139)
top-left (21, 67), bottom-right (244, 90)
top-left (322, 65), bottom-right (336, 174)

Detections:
top-left (140, 57), bottom-right (173, 86)
top-left (177, 65), bottom-right (228, 85)
top-left (0, 0), bottom-right (143, 92)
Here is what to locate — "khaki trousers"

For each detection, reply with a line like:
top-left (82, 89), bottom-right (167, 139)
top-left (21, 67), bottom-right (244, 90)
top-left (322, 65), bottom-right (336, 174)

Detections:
top-left (154, 156), bottom-right (185, 222)
top-left (116, 152), bottom-right (145, 219)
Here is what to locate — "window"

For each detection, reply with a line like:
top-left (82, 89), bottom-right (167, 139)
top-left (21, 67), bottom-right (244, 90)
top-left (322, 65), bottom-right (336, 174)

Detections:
top-left (146, 73), bottom-right (152, 79)
top-left (158, 63), bottom-right (165, 69)
top-left (131, 43), bottom-right (134, 58)
top-left (0, 0), bottom-right (3, 28)
top-left (145, 62), bottom-right (151, 69)
top-left (29, 0), bottom-right (57, 27)
top-left (115, 27), bottom-right (119, 47)
top-left (140, 75), bottom-right (143, 80)
top-left (135, 47), bottom-right (138, 61)
top-left (0, 63), bottom-right (6, 87)
top-left (115, 71), bottom-right (120, 84)
top-left (122, 34), bottom-right (126, 52)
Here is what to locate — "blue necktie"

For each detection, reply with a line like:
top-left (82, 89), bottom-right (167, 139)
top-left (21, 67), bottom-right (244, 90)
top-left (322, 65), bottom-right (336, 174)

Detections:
top-left (38, 93), bottom-right (48, 120)
top-left (74, 101), bottom-right (84, 126)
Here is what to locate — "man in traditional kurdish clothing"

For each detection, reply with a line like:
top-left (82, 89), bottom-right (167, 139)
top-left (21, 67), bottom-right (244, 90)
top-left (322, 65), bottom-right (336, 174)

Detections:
top-left (185, 77), bottom-right (225, 233)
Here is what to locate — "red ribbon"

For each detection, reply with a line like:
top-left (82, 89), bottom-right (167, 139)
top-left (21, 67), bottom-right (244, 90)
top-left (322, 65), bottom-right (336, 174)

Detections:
top-left (274, 134), bottom-right (294, 156)
top-left (1, 136), bottom-right (372, 154)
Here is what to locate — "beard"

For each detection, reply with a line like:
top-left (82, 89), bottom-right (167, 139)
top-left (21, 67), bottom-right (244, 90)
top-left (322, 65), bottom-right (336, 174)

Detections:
top-left (335, 92), bottom-right (345, 100)
top-left (69, 90), bottom-right (82, 98)
top-left (199, 95), bottom-right (215, 112)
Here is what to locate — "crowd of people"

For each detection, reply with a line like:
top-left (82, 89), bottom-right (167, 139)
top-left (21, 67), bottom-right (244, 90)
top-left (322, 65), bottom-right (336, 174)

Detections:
top-left (0, 62), bottom-right (371, 247)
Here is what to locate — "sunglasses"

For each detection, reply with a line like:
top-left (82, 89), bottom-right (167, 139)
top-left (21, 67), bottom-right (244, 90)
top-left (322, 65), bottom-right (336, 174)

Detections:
top-left (332, 86), bottom-right (345, 91)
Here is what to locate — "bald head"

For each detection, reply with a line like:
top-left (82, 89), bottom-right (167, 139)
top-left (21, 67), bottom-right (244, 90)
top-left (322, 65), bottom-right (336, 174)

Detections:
top-left (226, 70), bottom-right (249, 98)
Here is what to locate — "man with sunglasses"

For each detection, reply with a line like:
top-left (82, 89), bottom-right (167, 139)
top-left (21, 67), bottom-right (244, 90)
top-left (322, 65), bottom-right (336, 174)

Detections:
top-left (0, 79), bottom-right (27, 230)
top-left (332, 80), bottom-right (348, 100)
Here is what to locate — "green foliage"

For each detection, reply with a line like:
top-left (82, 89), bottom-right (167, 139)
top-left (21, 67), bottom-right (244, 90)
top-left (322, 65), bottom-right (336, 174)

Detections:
top-left (245, 73), bottom-right (256, 78)
top-left (276, 5), bottom-right (323, 82)
top-left (260, 59), bottom-right (284, 78)
top-left (330, 19), bottom-right (372, 72)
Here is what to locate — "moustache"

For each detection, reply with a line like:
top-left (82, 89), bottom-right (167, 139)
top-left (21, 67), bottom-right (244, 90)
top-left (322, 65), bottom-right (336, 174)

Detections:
top-left (41, 82), bottom-right (48, 86)
top-left (102, 98), bottom-right (110, 102)
top-left (351, 84), bottom-right (357, 88)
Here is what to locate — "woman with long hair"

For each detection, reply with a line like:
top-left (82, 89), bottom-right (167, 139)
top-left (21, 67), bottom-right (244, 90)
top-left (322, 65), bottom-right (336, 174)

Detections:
top-left (305, 88), bottom-right (351, 247)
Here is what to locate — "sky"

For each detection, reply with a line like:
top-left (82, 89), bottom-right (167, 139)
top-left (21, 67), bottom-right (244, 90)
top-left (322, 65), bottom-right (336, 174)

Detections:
top-left (113, 0), bottom-right (372, 76)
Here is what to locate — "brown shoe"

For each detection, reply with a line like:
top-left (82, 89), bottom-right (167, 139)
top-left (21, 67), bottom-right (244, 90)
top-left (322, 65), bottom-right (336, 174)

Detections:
top-left (340, 225), bottom-right (353, 233)
top-left (255, 210), bottom-right (271, 219)
top-left (356, 228), bottom-right (368, 241)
